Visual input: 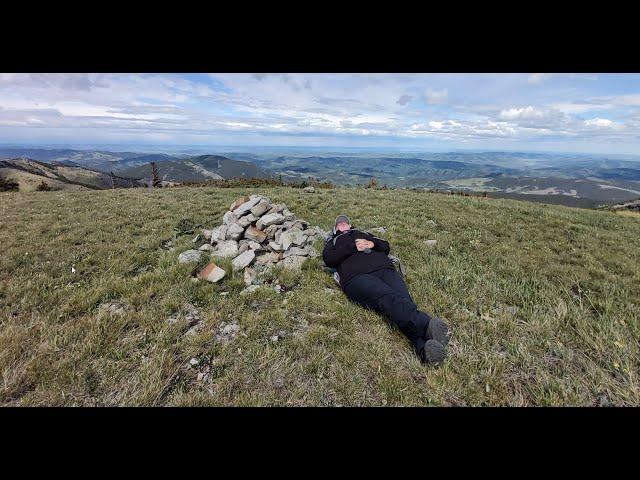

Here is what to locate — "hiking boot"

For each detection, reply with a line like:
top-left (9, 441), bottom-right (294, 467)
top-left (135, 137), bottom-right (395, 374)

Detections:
top-left (426, 317), bottom-right (451, 346)
top-left (420, 339), bottom-right (446, 365)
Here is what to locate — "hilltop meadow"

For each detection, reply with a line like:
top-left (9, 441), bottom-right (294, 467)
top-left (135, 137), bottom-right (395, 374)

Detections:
top-left (1, 186), bottom-right (639, 406)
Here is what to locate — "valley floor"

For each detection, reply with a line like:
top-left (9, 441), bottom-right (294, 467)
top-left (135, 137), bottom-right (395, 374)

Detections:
top-left (1, 186), bottom-right (639, 406)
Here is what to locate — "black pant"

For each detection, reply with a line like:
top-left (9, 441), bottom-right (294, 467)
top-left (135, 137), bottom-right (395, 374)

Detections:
top-left (343, 267), bottom-right (431, 355)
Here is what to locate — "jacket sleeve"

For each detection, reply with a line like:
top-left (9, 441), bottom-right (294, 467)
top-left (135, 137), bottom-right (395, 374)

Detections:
top-left (323, 236), bottom-right (357, 267)
top-left (370, 235), bottom-right (390, 254)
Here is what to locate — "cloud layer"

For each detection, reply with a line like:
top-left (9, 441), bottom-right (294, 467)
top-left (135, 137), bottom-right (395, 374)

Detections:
top-left (1, 73), bottom-right (640, 153)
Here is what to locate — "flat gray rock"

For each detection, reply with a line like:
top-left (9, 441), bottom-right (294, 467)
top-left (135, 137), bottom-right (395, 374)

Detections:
top-left (226, 222), bottom-right (245, 241)
top-left (250, 201), bottom-right (271, 217)
top-left (255, 252), bottom-right (280, 266)
top-left (232, 249), bottom-right (256, 271)
top-left (233, 197), bottom-right (262, 217)
top-left (248, 241), bottom-right (262, 250)
top-left (269, 241), bottom-right (283, 251)
top-left (280, 228), bottom-right (307, 250)
top-left (256, 213), bottom-right (285, 230)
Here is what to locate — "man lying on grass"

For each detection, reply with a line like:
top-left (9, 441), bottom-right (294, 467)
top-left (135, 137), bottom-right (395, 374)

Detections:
top-left (323, 215), bottom-right (451, 365)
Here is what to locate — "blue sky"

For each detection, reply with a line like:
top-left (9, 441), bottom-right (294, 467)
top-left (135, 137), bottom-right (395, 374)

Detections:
top-left (1, 73), bottom-right (640, 154)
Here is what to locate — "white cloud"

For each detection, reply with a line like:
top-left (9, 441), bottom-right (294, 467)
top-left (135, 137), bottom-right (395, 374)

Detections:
top-left (584, 118), bottom-right (615, 128)
top-left (499, 106), bottom-right (547, 120)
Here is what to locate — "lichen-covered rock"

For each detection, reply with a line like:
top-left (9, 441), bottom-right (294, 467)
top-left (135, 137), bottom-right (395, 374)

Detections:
top-left (210, 224), bottom-right (228, 244)
top-left (282, 209), bottom-right (296, 221)
top-left (178, 249), bottom-right (203, 263)
top-left (240, 284), bottom-right (261, 296)
top-left (214, 240), bottom-right (239, 258)
top-left (283, 246), bottom-right (317, 258)
top-left (223, 211), bottom-right (238, 225)
top-left (303, 186), bottom-right (315, 193)
top-left (282, 255), bottom-right (307, 271)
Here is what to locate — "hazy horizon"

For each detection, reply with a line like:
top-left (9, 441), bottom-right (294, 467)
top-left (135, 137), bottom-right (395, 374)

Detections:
top-left (3, 142), bottom-right (640, 160)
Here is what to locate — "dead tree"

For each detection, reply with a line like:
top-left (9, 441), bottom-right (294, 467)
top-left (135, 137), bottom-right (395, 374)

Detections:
top-left (151, 162), bottom-right (162, 188)
top-left (110, 171), bottom-right (116, 189)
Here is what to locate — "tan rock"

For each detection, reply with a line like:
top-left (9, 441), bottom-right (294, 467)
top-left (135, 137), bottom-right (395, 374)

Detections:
top-left (244, 267), bottom-right (257, 286)
top-left (245, 225), bottom-right (267, 243)
top-left (230, 196), bottom-right (250, 212)
top-left (197, 262), bottom-right (226, 283)
top-left (254, 252), bottom-right (280, 266)
top-left (263, 224), bottom-right (279, 239)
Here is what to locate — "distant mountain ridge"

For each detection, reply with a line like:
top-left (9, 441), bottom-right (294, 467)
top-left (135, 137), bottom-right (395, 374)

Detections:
top-left (116, 155), bottom-right (272, 183)
top-left (0, 147), bottom-right (179, 172)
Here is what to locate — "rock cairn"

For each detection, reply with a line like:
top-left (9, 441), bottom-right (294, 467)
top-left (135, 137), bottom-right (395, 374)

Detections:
top-left (185, 194), bottom-right (329, 284)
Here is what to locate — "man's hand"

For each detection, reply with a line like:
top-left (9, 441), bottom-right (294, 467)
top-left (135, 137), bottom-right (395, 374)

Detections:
top-left (355, 239), bottom-right (374, 251)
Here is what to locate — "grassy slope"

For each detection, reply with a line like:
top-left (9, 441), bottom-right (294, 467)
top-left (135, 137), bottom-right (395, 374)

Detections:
top-left (1, 186), bottom-right (639, 406)
top-left (0, 168), bottom-right (90, 192)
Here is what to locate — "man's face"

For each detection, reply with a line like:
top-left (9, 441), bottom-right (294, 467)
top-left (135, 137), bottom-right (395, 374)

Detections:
top-left (336, 221), bottom-right (351, 232)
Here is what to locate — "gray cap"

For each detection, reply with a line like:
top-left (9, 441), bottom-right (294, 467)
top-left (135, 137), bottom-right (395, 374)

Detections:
top-left (335, 215), bottom-right (350, 228)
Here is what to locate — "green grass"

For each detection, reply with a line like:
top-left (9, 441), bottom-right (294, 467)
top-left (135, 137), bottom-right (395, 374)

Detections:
top-left (1, 186), bottom-right (639, 406)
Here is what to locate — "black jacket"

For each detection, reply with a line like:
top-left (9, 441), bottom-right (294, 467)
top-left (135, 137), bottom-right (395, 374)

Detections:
top-left (322, 228), bottom-right (394, 289)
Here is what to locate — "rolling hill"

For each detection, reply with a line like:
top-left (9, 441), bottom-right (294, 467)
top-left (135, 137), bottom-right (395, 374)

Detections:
top-left (0, 158), bottom-right (145, 191)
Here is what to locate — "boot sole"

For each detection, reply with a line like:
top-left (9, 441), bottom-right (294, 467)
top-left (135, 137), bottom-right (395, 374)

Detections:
top-left (422, 339), bottom-right (446, 365)
top-left (427, 317), bottom-right (451, 346)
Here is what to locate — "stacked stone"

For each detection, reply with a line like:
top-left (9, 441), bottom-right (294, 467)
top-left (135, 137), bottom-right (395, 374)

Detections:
top-left (190, 194), bottom-right (328, 284)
